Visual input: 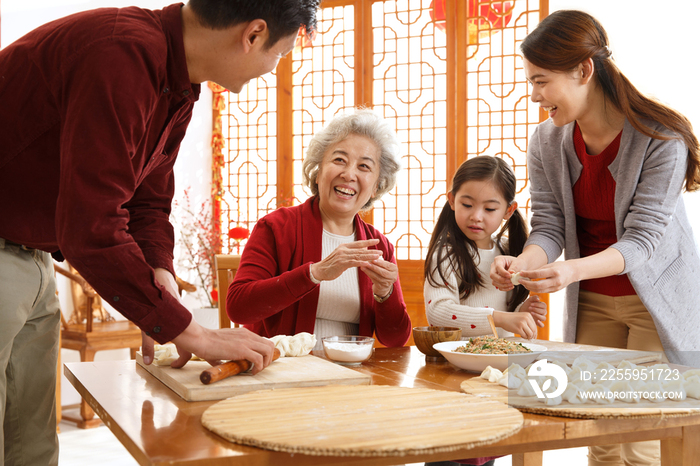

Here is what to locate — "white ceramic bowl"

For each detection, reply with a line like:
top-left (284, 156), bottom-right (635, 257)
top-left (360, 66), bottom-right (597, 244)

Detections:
top-left (433, 340), bottom-right (547, 372)
top-left (322, 336), bottom-right (374, 365)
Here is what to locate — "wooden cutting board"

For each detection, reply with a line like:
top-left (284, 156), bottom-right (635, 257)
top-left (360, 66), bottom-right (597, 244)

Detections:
top-left (135, 354), bottom-right (370, 401)
top-left (202, 385), bottom-right (523, 457)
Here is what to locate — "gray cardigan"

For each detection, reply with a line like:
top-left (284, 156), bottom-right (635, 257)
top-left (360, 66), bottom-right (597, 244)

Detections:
top-left (526, 118), bottom-right (700, 366)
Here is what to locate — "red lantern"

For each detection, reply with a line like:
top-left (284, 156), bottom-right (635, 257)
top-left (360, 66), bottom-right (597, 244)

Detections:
top-left (430, 0), bottom-right (513, 44)
top-left (228, 226), bottom-right (250, 241)
top-left (294, 26), bottom-right (316, 52)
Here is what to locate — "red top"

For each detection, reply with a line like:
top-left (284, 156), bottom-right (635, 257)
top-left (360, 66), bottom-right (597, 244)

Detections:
top-left (227, 196), bottom-right (412, 348)
top-left (572, 124), bottom-right (636, 296)
top-left (0, 4), bottom-right (198, 342)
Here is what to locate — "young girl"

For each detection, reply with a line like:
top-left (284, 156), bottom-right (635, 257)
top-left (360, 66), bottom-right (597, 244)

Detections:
top-left (424, 156), bottom-right (546, 342)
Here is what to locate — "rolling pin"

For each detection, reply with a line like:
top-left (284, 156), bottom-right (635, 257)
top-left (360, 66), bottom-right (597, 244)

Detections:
top-left (200, 347), bottom-right (281, 385)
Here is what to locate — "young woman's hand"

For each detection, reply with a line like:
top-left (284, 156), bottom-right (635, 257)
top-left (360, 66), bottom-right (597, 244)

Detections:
top-left (516, 261), bottom-right (577, 294)
top-left (518, 294), bottom-right (547, 327)
top-left (492, 310), bottom-right (538, 340)
top-left (309, 239), bottom-right (382, 282)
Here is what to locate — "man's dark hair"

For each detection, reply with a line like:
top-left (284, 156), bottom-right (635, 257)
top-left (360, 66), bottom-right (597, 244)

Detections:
top-left (188, 0), bottom-right (320, 49)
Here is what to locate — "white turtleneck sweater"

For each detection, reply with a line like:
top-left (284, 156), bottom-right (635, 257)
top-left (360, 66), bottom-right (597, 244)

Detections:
top-left (424, 243), bottom-right (516, 339)
top-left (313, 229), bottom-right (361, 350)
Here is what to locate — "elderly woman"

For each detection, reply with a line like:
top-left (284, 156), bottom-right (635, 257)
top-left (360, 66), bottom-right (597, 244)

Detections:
top-left (227, 109), bottom-right (411, 348)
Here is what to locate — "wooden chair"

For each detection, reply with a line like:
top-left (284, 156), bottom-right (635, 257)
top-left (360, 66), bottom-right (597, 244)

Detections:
top-left (215, 254), bottom-right (241, 329)
top-left (54, 263), bottom-right (194, 428)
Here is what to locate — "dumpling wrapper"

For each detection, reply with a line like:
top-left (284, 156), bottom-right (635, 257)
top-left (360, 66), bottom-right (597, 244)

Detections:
top-left (149, 344), bottom-right (205, 366)
top-left (588, 385), bottom-right (615, 404)
top-left (510, 272), bottom-right (529, 286)
top-left (648, 363), bottom-right (671, 372)
top-left (683, 375), bottom-right (700, 399)
top-left (552, 360), bottom-right (572, 376)
top-left (488, 368), bottom-right (504, 383)
top-left (662, 378), bottom-right (686, 401)
top-left (561, 384), bottom-right (586, 404)
top-left (572, 356), bottom-right (596, 374)
top-left (480, 365), bottom-right (497, 380)
top-left (151, 344), bottom-right (179, 366)
top-left (609, 380), bottom-right (639, 404)
top-left (539, 395), bottom-right (562, 406)
top-left (617, 360), bottom-right (637, 371)
top-left (503, 363), bottom-right (526, 380)
top-left (498, 372), bottom-right (524, 389)
top-left (268, 332), bottom-right (316, 357)
top-left (640, 381), bottom-right (666, 402)
top-left (479, 365), bottom-right (504, 383)
top-left (568, 367), bottom-right (587, 384)
top-left (517, 380), bottom-right (538, 397)
top-left (592, 361), bottom-right (616, 385)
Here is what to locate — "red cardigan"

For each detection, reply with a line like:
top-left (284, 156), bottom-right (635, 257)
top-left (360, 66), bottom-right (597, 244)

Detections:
top-left (227, 197), bottom-right (411, 347)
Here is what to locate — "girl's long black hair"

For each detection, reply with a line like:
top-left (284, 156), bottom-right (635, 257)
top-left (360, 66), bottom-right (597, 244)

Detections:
top-left (424, 156), bottom-right (529, 312)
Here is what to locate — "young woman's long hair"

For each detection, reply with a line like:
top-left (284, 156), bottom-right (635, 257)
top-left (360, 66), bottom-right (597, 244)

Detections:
top-left (424, 156), bottom-right (529, 312)
top-left (521, 10), bottom-right (700, 192)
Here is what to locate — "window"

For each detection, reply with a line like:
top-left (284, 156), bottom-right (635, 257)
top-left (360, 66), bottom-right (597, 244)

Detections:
top-left (213, 0), bottom-right (547, 333)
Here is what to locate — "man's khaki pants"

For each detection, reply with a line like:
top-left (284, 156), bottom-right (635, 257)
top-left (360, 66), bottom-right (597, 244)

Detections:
top-left (0, 238), bottom-right (60, 466)
top-left (576, 290), bottom-right (666, 466)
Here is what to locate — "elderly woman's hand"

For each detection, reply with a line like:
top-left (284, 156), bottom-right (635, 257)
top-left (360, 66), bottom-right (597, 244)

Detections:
top-left (360, 255), bottom-right (397, 299)
top-left (309, 239), bottom-right (382, 282)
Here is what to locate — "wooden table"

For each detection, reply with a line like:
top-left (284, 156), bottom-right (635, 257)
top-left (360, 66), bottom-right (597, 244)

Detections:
top-left (64, 346), bottom-right (700, 466)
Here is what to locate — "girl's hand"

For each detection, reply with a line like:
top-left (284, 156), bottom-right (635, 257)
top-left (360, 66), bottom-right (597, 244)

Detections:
top-left (518, 295), bottom-right (547, 328)
top-left (490, 255), bottom-right (521, 291)
top-left (309, 239), bottom-right (382, 282)
top-left (517, 261), bottom-right (577, 294)
top-left (492, 310), bottom-right (538, 340)
top-left (360, 255), bottom-right (398, 299)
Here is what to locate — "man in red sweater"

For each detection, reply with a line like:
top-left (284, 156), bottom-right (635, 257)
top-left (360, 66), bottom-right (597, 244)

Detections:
top-left (0, 1), bottom-right (318, 464)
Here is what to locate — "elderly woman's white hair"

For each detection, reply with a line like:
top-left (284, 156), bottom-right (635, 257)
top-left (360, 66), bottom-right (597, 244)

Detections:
top-left (302, 109), bottom-right (401, 210)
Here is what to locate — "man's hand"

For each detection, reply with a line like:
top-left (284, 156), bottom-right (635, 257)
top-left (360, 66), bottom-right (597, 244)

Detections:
top-left (171, 320), bottom-right (276, 374)
top-left (142, 268), bottom-right (275, 373)
top-left (141, 268), bottom-right (182, 365)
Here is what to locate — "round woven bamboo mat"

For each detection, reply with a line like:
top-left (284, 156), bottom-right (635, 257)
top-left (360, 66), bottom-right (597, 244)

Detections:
top-left (202, 384), bottom-right (523, 457)
top-left (461, 378), bottom-right (700, 419)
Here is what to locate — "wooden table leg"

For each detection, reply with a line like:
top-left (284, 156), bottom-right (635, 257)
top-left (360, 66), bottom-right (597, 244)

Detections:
top-left (512, 451), bottom-right (543, 466)
top-left (61, 347), bottom-right (102, 429)
top-left (77, 348), bottom-right (102, 427)
top-left (660, 425), bottom-right (700, 465)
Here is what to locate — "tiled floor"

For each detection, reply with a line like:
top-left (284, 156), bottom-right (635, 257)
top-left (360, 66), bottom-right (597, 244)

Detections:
top-left (57, 420), bottom-right (589, 465)
top-left (58, 421), bottom-right (138, 465)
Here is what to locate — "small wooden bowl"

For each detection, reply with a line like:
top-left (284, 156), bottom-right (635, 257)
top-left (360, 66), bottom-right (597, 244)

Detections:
top-left (413, 326), bottom-right (462, 361)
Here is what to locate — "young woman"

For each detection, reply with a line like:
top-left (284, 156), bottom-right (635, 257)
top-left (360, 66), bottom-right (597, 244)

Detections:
top-left (490, 10), bottom-right (700, 466)
top-left (424, 156), bottom-right (546, 341)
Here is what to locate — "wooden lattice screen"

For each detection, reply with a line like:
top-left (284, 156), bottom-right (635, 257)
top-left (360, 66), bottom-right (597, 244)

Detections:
top-left (214, 0), bottom-right (549, 338)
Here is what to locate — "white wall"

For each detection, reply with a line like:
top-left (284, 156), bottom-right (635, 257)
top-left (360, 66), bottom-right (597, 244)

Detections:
top-left (1, 0), bottom-right (211, 406)
top-left (545, 1), bottom-right (700, 341)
